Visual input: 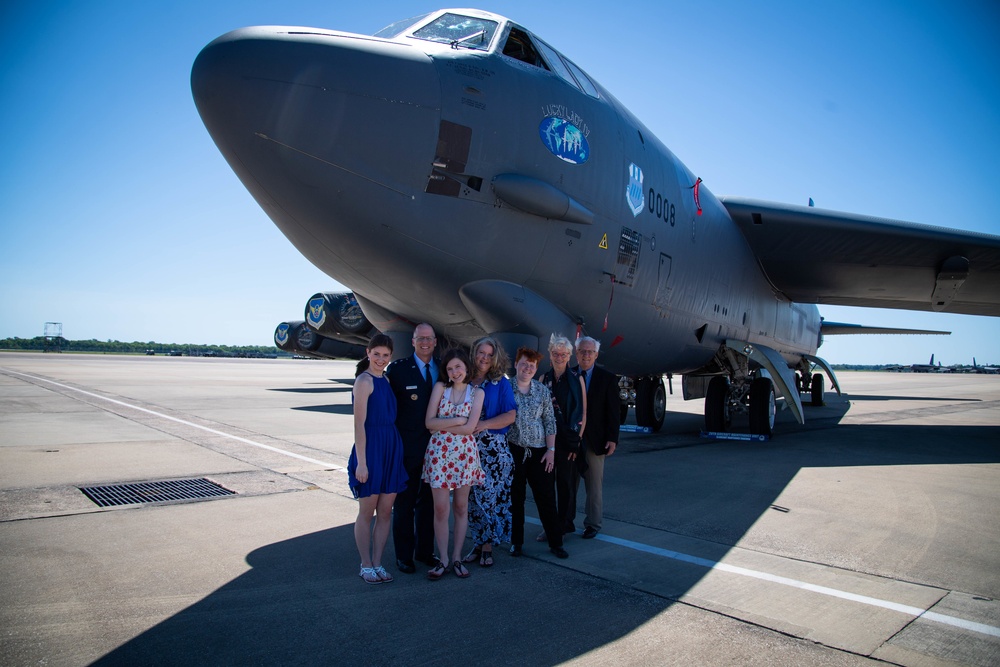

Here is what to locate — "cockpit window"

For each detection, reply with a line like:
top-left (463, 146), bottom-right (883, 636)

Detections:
top-left (534, 39), bottom-right (578, 88)
top-left (506, 29), bottom-right (601, 100)
top-left (411, 13), bottom-right (499, 50)
top-left (502, 27), bottom-right (547, 69)
top-left (563, 58), bottom-right (600, 98)
top-left (373, 13), bottom-right (431, 39)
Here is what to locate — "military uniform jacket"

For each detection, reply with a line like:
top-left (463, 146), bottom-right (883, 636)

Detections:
top-left (385, 355), bottom-right (437, 460)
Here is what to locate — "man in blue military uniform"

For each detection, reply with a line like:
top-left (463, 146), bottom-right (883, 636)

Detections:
top-left (384, 323), bottom-right (439, 572)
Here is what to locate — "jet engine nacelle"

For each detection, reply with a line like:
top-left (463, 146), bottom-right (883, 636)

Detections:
top-left (274, 320), bottom-right (366, 360)
top-left (304, 292), bottom-right (375, 343)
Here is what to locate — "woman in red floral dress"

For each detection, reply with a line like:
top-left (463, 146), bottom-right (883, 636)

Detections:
top-left (422, 348), bottom-right (485, 579)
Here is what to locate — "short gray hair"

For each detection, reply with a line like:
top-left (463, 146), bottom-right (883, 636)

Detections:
top-left (548, 333), bottom-right (574, 353)
top-left (577, 335), bottom-right (601, 353)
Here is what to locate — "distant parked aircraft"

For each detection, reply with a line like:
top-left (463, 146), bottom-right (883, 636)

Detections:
top-left (910, 355), bottom-right (944, 373)
top-left (962, 358), bottom-right (1000, 374)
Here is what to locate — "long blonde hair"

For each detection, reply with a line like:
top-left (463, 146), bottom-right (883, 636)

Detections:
top-left (470, 335), bottom-right (509, 382)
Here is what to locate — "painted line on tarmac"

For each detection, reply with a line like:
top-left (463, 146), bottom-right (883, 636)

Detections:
top-left (6, 370), bottom-right (345, 471)
top-left (525, 517), bottom-right (1000, 638)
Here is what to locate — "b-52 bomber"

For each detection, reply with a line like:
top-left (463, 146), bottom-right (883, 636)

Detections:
top-left (192, 8), bottom-right (1000, 436)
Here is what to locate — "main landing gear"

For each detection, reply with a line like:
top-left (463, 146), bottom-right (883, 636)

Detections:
top-left (704, 374), bottom-right (776, 437)
top-left (795, 370), bottom-right (825, 406)
top-left (698, 344), bottom-right (838, 438)
top-left (748, 377), bottom-right (776, 436)
top-left (619, 375), bottom-right (667, 431)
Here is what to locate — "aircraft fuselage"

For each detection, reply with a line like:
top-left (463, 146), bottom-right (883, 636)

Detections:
top-left (192, 11), bottom-right (821, 377)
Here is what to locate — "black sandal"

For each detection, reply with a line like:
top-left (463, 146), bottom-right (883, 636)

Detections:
top-left (452, 560), bottom-right (471, 578)
top-left (427, 559), bottom-right (448, 580)
top-left (462, 546), bottom-right (482, 564)
top-left (479, 549), bottom-right (494, 567)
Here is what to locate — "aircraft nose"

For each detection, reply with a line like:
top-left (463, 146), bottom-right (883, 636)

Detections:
top-left (191, 26), bottom-right (440, 212)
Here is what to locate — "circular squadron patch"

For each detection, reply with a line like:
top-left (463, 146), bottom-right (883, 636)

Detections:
top-left (539, 117), bottom-right (589, 164)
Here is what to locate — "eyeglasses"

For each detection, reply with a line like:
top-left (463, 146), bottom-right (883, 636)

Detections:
top-left (413, 337), bottom-right (436, 343)
top-left (577, 349), bottom-right (597, 355)
top-left (550, 352), bottom-right (570, 359)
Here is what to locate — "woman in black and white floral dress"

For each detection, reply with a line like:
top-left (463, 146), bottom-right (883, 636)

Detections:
top-left (464, 336), bottom-right (517, 567)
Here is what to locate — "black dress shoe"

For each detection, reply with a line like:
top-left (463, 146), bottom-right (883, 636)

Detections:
top-left (510, 545), bottom-right (523, 557)
top-left (550, 547), bottom-right (569, 559)
top-left (582, 527), bottom-right (599, 539)
top-left (395, 559), bottom-right (416, 574)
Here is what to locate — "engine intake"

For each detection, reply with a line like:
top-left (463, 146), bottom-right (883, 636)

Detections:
top-left (304, 292), bottom-right (374, 342)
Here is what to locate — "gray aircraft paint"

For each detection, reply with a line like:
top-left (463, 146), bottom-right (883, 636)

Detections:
top-left (192, 8), bottom-right (1000, 431)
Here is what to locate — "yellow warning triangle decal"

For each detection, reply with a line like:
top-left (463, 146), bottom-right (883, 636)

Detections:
top-left (599, 233), bottom-right (608, 249)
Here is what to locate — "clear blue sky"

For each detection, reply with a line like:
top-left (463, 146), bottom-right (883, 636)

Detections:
top-left (2, 1), bottom-right (998, 365)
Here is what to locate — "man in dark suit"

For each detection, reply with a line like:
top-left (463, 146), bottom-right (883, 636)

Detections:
top-left (574, 336), bottom-right (621, 539)
top-left (384, 323), bottom-right (438, 572)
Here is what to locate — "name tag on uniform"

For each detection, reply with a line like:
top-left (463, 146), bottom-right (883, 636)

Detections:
top-left (405, 385), bottom-right (418, 390)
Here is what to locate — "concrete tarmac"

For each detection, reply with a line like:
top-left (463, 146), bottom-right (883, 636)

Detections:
top-left (1, 353), bottom-right (998, 666)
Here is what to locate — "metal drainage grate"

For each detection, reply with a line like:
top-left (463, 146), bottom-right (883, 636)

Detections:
top-left (79, 478), bottom-right (235, 507)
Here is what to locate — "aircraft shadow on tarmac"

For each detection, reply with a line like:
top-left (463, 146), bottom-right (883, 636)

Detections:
top-left (290, 404), bottom-right (354, 415)
top-left (91, 396), bottom-right (1000, 665)
top-left (267, 386), bottom-right (353, 394)
top-left (89, 523), bottom-right (679, 666)
top-left (618, 422), bottom-right (1000, 545)
top-left (268, 385), bottom-right (355, 415)
top-left (846, 394), bottom-right (982, 402)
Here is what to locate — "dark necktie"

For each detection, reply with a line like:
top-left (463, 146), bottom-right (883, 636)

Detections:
top-left (424, 363), bottom-right (432, 385)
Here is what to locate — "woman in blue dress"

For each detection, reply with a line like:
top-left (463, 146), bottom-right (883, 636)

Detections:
top-left (348, 333), bottom-right (408, 584)
top-left (464, 336), bottom-right (517, 567)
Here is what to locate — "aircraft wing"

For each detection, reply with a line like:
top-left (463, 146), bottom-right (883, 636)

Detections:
top-left (721, 197), bottom-right (1000, 317)
top-left (819, 322), bottom-right (949, 336)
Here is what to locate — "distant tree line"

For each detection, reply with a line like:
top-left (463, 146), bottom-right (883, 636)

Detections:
top-left (0, 337), bottom-right (285, 358)
top-left (3, 339), bottom-right (973, 369)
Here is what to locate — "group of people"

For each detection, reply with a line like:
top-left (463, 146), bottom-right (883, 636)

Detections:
top-left (347, 324), bottom-right (621, 584)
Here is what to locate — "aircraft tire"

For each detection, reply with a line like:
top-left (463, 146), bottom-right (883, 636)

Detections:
top-left (748, 377), bottom-right (775, 437)
top-left (811, 373), bottom-right (825, 406)
top-left (705, 376), bottom-right (730, 432)
top-left (635, 376), bottom-right (666, 432)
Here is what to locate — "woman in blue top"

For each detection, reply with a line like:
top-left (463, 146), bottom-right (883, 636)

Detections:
top-left (463, 336), bottom-right (517, 567)
top-left (348, 334), bottom-right (408, 584)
